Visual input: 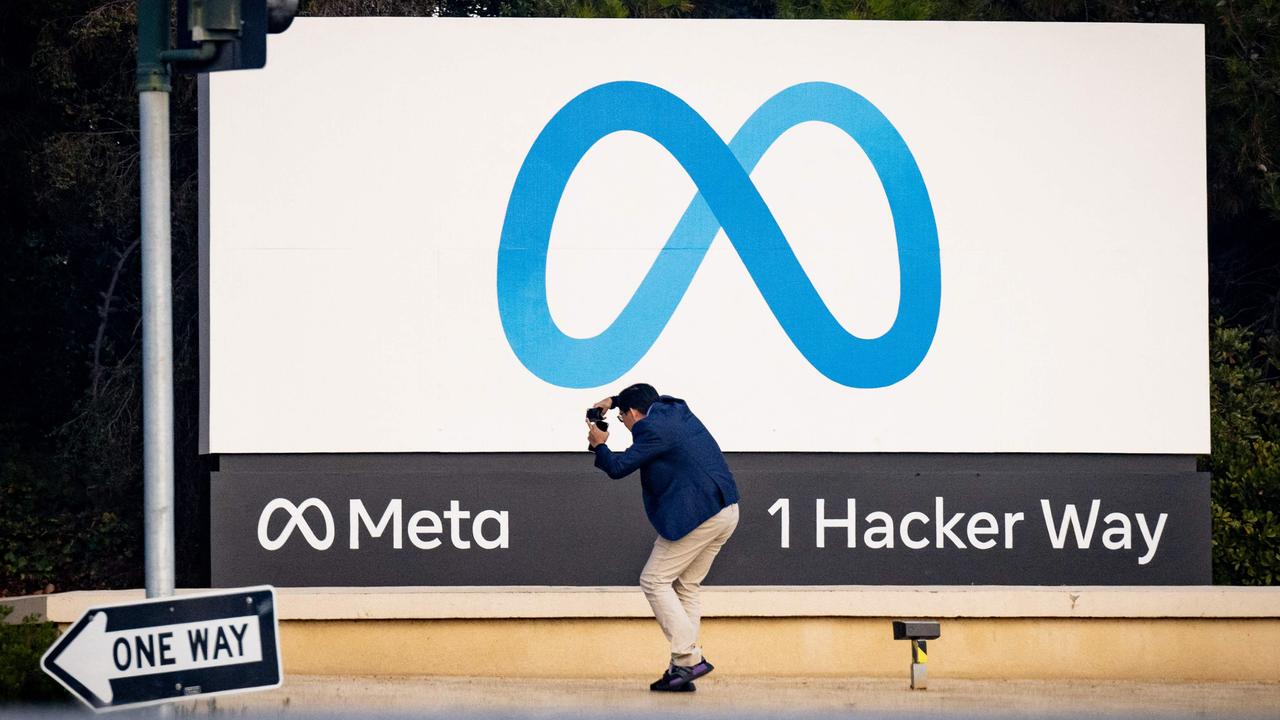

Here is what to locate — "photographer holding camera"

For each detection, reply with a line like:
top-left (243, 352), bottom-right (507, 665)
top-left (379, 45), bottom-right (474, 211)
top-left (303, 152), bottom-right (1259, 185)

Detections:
top-left (586, 383), bottom-right (740, 692)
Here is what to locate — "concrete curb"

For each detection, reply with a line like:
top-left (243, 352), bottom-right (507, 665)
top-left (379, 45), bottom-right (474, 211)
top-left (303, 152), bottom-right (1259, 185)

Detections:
top-left (6, 585), bottom-right (1279, 623)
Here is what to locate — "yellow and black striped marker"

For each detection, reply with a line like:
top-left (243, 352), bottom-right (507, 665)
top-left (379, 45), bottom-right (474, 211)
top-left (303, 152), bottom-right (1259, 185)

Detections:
top-left (912, 639), bottom-right (928, 665)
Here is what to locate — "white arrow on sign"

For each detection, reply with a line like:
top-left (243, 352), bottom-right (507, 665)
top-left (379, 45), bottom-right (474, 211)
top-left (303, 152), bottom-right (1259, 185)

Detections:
top-left (47, 610), bottom-right (263, 705)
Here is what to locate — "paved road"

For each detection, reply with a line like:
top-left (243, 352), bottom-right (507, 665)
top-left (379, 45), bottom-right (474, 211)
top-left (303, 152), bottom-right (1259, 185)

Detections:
top-left (177, 675), bottom-right (1279, 718)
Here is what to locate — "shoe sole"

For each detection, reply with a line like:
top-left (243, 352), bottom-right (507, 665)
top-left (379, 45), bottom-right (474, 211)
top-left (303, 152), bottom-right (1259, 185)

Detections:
top-left (650, 682), bottom-right (696, 693)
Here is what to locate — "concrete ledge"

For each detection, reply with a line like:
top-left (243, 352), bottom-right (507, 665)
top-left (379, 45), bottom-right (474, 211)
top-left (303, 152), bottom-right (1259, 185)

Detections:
top-left (5, 585), bottom-right (1279, 623)
top-left (7, 587), bottom-right (1278, 682)
top-left (272, 617), bottom-right (1280, 681)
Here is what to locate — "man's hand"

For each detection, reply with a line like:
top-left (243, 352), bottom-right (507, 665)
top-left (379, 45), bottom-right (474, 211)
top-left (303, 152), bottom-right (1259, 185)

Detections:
top-left (587, 419), bottom-right (609, 449)
top-left (592, 396), bottom-right (613, 412)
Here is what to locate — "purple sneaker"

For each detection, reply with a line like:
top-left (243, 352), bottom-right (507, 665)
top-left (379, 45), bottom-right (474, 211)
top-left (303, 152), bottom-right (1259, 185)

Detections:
top-left (649, 658), bottom-right (715, 692)
top-left (649, 665), bottom-right (697, 692)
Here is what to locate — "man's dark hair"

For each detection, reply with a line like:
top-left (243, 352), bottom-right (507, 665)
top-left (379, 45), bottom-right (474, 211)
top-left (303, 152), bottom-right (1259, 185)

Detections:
top-left (614, 383), bottom-right (659, 415)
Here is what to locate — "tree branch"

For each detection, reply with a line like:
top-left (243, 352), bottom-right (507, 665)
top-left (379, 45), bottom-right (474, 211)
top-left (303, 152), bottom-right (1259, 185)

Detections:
top-left (91, 236), bottom-right (140, 400)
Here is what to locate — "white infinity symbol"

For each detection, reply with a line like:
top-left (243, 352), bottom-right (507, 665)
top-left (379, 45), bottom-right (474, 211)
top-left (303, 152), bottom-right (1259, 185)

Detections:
top-left (257, 497), bottom-right (335, 551)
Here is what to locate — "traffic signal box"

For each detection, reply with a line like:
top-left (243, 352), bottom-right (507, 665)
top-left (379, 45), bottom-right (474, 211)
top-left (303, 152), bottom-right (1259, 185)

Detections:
top-left (172, 0), bottom-right (297, 74)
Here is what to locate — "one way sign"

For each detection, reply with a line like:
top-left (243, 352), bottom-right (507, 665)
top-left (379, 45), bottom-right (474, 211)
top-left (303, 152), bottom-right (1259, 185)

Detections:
top-left (41, 586), bottom-right (282, 712)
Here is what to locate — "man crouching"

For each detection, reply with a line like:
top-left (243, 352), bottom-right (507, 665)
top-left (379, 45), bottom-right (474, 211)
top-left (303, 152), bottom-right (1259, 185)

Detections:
top-left (587, 383), bottom-right (740, 692)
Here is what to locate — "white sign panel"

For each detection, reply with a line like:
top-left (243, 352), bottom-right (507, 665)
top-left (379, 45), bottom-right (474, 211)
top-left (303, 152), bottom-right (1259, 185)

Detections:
top-left (202, 18), bottom-right (1208, 453)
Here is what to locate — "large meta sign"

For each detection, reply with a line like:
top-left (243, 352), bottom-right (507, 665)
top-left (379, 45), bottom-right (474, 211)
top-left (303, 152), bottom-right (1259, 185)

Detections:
top-left (201, 19), bottom-right (1208, 455)
top-left (203, 19), bottom-right (1211, 586)
top-left (41, 587), bottom-right (281, 712)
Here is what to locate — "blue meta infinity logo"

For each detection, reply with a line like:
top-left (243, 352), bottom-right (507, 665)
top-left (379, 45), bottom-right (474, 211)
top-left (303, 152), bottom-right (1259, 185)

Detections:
top-left (496, 81), bottom-right (941, 389)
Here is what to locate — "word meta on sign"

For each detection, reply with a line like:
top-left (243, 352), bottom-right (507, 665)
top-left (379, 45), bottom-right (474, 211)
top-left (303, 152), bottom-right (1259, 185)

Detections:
top-left (769, 498), bottom-right (1170, 566)
top-left (41, 586), bottom-right (281, 713)
top-left (497, 81), bottom-right (941, 389)
top-left (257, 497), bottom-right (510, 551)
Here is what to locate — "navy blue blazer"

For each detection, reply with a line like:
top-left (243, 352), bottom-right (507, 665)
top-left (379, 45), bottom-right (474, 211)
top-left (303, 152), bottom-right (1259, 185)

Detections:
top-left (592, 396), bottom-right (740, 540)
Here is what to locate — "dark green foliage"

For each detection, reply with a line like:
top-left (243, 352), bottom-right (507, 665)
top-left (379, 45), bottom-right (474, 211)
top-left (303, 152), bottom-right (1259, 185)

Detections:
top-left (1, 448), bottom-right (141, 595)
top-left (1204, 319), bottom-right (1280, 584)
top-left (0, 605), bottom-right (66, 704)
top-left (1, 0), bottom-right (204, 596)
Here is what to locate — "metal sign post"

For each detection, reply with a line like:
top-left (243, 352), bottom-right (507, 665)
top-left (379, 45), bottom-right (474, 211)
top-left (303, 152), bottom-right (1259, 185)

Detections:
top-left (136, 0), bottom-right (175, 604)
top-left (134, 0), bottom-right (299, 604)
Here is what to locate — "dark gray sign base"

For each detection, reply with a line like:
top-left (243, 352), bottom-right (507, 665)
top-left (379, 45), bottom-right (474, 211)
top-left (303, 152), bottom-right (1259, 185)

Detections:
top-left (210, 453), bottom-right (1209, 586)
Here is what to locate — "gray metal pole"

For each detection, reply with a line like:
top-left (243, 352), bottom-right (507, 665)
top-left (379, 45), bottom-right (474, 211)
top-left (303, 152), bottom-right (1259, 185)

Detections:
top-left (137, 9), bottom-right (178, 716)
top-left (139, 89), bottom-right (175, 600)
top-left (137, 0), bottom-right (174, 603)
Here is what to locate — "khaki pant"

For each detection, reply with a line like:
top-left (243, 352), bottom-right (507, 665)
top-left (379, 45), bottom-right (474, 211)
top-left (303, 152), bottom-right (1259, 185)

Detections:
top-left (639, 503), bottom-right (740, 667)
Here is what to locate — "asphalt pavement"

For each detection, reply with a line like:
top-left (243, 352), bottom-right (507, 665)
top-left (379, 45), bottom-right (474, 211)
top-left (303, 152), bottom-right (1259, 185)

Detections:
top-left (7, 674), bottom-right (1279, 719)
top-left (181, 674), bottom-right (1280, 718)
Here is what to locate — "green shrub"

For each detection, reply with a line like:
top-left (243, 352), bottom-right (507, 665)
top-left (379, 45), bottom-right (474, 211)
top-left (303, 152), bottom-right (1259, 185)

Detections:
top-left (0, 604), bottom-right (66, 704)
top-left (1204, 319), bottom-right (1280, 584)
top-left (0, 449), bottom-right (142, 597)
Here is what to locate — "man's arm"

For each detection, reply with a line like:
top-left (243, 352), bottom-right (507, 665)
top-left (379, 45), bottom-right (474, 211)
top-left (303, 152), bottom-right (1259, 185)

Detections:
top-left (593, 422), bottom-right (667, 479)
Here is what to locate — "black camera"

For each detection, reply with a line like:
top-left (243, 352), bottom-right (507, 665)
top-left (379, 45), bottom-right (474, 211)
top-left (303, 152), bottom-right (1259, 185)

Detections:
top-left (586, 407), bottom-right (608, 431)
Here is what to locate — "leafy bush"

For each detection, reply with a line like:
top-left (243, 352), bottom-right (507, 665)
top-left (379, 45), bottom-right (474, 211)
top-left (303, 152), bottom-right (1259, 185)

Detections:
top-left (1203, 319), bottom-right (1280, 584)
top-left (0, 443), bottom-right (142, 597)
top-left (0, 604), bottom-right (66, 704)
